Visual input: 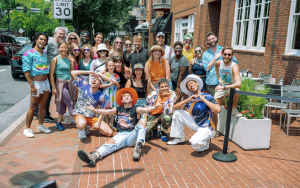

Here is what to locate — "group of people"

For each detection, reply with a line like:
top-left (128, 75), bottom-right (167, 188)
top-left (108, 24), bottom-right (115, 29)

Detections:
top-left (22, 27), bottom-right (243, 166)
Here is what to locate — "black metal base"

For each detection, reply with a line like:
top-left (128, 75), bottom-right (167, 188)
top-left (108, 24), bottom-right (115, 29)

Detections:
top-left (212, 152), bottom-right (237, 162)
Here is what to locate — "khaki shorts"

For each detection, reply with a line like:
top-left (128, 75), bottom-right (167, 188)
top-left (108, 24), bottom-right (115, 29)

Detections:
top-left (214, 89), bottom-right (230, 99)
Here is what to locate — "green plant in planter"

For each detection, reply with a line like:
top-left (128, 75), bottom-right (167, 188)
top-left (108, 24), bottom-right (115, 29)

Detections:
top-left (224, 78), bottom-right (271, 119)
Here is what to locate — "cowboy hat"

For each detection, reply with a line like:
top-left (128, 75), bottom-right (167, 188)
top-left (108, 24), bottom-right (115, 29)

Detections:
top-left (180, 74), bottom-right (203, 95)
top-left (148, 45), bottom-right (165, 56)
top-left (116, 87), bottom-right (138, 106)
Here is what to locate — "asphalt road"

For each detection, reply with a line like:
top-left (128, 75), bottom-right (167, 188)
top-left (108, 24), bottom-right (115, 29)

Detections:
top-left (0, 63), bottom-right (30, 134)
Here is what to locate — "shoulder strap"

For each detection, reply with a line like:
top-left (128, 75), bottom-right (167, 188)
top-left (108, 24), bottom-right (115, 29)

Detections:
top-left (130, 79), bottom-right (134, 87)
top-left (94, 61), bottom-right (106, 71)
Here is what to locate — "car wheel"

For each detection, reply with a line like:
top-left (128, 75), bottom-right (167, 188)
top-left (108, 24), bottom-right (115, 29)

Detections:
top-left (12, 73), bottom-right (20, 79)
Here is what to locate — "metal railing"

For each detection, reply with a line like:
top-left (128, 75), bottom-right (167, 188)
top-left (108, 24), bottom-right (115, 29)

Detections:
top-left (153, 0), bottom-right (171, 5)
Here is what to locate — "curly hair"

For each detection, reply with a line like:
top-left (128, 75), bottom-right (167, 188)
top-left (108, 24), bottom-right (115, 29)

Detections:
top-left (123, 36), bottom-right (133, 44)
top-left (173, 41), bottom-right (183, 48)
top-left (66, 32), bottom-right (81, 46)
top-left (32, 32), bottom-right (48, 49)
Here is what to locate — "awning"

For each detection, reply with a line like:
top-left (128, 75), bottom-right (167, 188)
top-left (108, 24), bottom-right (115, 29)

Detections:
top-left (150, 12), bottom-right (173, 33)
top-left (135, 22), bottom-right (149, 33)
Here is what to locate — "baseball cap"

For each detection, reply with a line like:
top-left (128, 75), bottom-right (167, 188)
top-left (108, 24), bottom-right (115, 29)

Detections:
top-left (157, 32), bottom-right (165, 37)
top-left (134, 63), bottom-right (144, 69)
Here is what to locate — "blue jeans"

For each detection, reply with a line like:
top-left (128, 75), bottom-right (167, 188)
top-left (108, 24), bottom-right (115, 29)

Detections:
top-left (96, 124), bottom-right (146, 159)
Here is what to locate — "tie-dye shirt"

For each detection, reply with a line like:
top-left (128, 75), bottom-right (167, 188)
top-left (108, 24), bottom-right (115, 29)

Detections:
top-left (22, 48), bottom-right (48, 77)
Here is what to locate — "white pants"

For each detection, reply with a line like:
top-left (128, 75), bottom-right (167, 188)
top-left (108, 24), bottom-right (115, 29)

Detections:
top-left (170, 110), bottom-right (215, 151)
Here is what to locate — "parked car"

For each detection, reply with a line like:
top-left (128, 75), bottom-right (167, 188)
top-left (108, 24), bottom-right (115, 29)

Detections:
top-left (11, 44), bottom-right (31, 78)
top-left (0, 35), bottom-right (22, 63)
top-left (16, 37), bottom-right (31, 46)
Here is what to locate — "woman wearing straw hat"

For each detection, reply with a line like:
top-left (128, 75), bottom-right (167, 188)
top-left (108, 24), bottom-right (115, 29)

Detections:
top-left (89, 43), bottom-right (109, 83)
top-left (167, 74), bottom-right (221, 152)
top-left (145, 45), bottom-right (170, 90)
top-left (78, 87), bottom-right (163, 166)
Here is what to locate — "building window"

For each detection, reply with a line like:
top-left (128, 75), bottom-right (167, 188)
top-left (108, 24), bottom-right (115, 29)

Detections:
top-left (286, 0), bottom-right (300, 55)
top-left (232, 0), bottom-right (270, 51)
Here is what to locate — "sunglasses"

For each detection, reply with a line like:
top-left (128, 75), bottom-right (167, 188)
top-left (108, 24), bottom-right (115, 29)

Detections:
top-left (84, 49), bottom-right (90, 52)
top-left (73, 49), bottom-right (80, 52)
top-left (69, 38), bottom-right (77, 40)
top-left (98, 50), bottom-right (107, 53)
top-left (194, 50), bottom-right (202, 53)
top-left (125, 43), bottom-right (132, 46)
top-left (223, 53), bottom-right (232, 57)
top-left (185, 39), bottom-right (192, 42)
top-left (115, 41), bottom-right (123, 44)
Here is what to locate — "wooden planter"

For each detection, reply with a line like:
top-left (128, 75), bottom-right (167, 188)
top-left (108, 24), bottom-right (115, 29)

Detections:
top-left (217, 106), bottom-right (272, 150)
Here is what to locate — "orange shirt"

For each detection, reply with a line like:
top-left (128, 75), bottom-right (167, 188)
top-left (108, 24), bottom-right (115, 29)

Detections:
top-left (151, 93), bottom-right (171, 115)
top-left (147, 58), bottom-right (166, 82)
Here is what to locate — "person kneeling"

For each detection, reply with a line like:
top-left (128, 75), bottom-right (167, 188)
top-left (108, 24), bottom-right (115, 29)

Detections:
top-left (167, 75), bottom-right (221, 152)
top-left (71, 70), bottom-right (113, 139)
top-left (77, 87), bottom-right (162, 167)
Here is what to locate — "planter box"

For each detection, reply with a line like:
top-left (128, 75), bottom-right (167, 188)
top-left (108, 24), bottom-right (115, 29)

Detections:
top-left (217, 106), bottom-right (272, 150)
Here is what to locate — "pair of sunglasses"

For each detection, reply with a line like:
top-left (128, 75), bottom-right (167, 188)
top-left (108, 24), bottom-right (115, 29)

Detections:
top-left (185, 39), bottom-right (192, 42)
top-left (98, 50), bottom-right (107, 53)
top-left (69, 38), bottom-right (77, 40)
top-left (84, 49), bottom-right (90, 52)
top-left (115, 41), bottom-right (123, 44)
top-left (194, 50), bottom-right (202, 53)
top-left (125, 44), bottom-right (132, 46)
top-left (223, 53), bottom-right (232, 57)
top-left (73, 49), bottom-right (80, 52)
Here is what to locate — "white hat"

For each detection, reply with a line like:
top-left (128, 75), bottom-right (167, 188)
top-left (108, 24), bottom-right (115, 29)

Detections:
top-left (180, 74), bottom-right (203, 95)
top-left (97, 43), bottom-right (108, 52)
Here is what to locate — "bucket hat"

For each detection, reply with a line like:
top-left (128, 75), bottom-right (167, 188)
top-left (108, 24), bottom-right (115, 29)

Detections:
top-left (180, 74), bottom-right (204, 95)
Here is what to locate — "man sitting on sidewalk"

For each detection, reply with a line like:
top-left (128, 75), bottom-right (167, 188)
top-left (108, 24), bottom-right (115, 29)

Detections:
top-left (77, 87), bottom-right (162, 166)
top-left (167, 75), bottom-right (221, 152)
top-left (71, 70), bottom-right (113, 139)
top-left (214, 46), bottom-right (242, 117)
top-left (145, 78), bottom-right (177, 142)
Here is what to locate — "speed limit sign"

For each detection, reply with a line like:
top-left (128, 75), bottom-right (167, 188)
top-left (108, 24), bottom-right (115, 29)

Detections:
top-left (53, 0), bottom-right (73, 20)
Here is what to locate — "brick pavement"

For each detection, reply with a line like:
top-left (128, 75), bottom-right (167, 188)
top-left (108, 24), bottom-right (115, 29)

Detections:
top-left (0, 99), bottom-right (300, 187)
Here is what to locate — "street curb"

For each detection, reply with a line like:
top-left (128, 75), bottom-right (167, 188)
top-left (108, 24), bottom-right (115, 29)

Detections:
top-left (0, 111), bottom-right (27, 145)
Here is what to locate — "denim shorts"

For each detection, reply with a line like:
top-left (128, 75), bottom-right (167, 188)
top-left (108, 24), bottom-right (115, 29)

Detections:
top-left (30, 79), bottom-right (50, 97)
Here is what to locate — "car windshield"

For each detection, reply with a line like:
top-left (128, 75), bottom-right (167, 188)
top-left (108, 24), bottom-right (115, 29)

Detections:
top-left (17, 45), bottom-right (32, 55)
top-left (17, 37), bottom-right (26, 41)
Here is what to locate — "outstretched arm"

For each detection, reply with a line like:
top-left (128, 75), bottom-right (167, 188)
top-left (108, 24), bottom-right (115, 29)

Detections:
top-left (84, 105), bottom-right (117, 115)
top-left (136, 101), bottom-right (162, 114)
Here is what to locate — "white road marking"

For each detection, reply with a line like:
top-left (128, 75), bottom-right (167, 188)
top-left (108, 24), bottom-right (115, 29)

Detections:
top-left (0, 69), bottom-right (6, 72)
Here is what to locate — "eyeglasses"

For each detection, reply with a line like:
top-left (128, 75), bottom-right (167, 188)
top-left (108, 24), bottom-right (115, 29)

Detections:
top-left (185, 39), bottom-right (192, 42)
top-left (125, 43), bottom-right (132, 46)
top-left (98, 50), bottom-right (107, 53)
top-left (73, 49), bottom-right (80, 52)
top-left (115, 41), bottom-right (123, 44)
top-left (175, 48), bottom-right (183, 50)
top-left (194, 50), bottom-right (202, 53)
top-left (69, 38), bottom-right (77, 40)
top-left (223, 53), bottom-right (232, 57)
top-left (84, 49), bottom-right (90, 52)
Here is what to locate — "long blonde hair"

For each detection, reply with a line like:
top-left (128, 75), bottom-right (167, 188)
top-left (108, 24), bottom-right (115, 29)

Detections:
top-left (66, 32), bottom-right (81, 46)
top-left (148, 51), bottom-right (163, 67)
top-left (112, 37), bottom-right (124, 58)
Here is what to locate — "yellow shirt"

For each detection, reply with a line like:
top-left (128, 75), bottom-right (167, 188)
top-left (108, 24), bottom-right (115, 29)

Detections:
top-left (182, 47), bottom-right (194, 62)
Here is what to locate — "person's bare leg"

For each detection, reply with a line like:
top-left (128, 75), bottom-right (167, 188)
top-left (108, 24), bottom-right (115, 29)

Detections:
top-left (98, 121), bottom-right (114, 136)
top-left (38, 92), bottom-right (49, 125)
top-left (76, 115), bottom-right (87, 130)
top-left (109, 115), bottom-right (114, 127)
top-left (58, 114), bottom-right (63, 123)
top-left (106, 115), bottom-right (110, 125)
top-left (26, 95), bottom-right (42, 129)
top-left (231, 88), bottom-right (240, 109)
top-left (215, 97), bottom-right (225, 106)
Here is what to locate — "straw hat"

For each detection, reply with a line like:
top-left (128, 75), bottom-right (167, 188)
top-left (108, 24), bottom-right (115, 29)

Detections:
top-left (180, 74), bottom-right (204, 95)
top-left (148, 45), bottom-right (165, 56)
top-left (116, 87), bottom-right (138, 106)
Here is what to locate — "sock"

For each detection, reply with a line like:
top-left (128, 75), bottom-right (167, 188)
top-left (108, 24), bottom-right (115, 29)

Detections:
top-left (94, 152), bottom-right (100, 159)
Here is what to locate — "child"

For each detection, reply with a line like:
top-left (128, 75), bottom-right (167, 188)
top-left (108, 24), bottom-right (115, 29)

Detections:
top-left (101, 59), bottom-right (120, 126)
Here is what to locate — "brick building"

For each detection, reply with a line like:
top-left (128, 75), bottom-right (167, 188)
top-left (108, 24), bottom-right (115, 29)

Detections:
top-left (143, 0), bottom-right (300, 84)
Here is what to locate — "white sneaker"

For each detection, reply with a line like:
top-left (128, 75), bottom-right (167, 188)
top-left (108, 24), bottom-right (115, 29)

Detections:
top-left (167, 137), bottom-right (185, 145)
top-left (23, 128), bottom-right (34, 138)
top-left (85, 125), bottom-right (91, 135)
top-left (232, 108), bottom-right (242, 117)
top-left (78, 129), bottom-right (87, 139)
top-left (37, 125), bottom-right (51, 134)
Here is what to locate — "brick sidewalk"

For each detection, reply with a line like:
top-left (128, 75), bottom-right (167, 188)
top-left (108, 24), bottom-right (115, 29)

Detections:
top-left (0, 99), bottom-right (300, 187)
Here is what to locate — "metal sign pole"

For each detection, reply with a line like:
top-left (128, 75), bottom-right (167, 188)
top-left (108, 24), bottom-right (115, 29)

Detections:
top-left (61, 19), bottom-right (65, 27)
top-left (212, 88), bottom-right (238, 162)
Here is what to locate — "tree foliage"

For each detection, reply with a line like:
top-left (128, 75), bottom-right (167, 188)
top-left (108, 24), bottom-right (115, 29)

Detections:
top-left (0, 0), bottom-right (16, 30)
top-left (68, 0), bottom-right (138, 37)
top-left (8, 0), bottom-right (62, 37)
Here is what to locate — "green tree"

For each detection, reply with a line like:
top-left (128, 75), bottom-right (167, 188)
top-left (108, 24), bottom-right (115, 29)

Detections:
top-left (68, 0), bottom-right (138, 37)
top-left (0, 0), bottom-right (16, 30)
top-left (9, 0), bottom-right (65, 38)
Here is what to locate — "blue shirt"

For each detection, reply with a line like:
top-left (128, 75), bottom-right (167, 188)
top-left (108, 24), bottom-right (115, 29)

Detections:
top-left (22, 49), bottom-right (48, 77)
top-left (202, 45), bottom-right (238, 85)
top-left (184, 93), bottom-right (217, 131)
